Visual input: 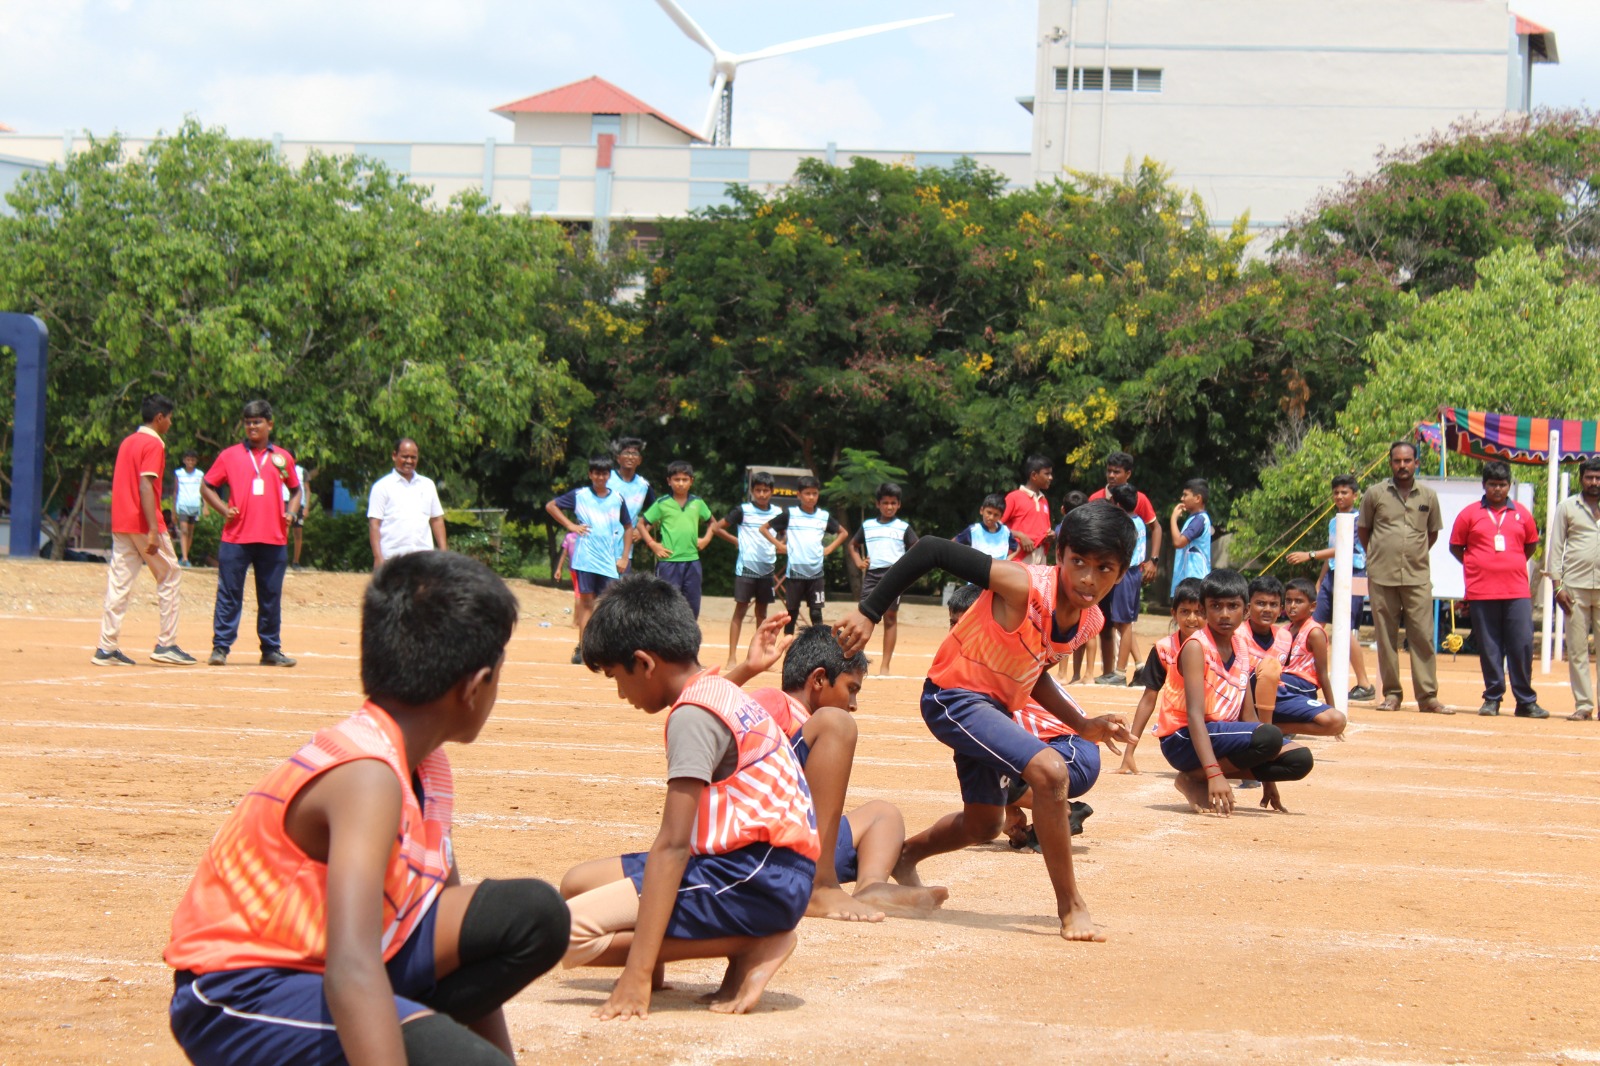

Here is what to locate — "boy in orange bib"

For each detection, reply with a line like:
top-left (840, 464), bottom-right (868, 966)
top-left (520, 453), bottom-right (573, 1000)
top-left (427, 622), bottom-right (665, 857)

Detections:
top-left (561, 575), bottom-right (820, 1018)
top-left (1117, 577), bottom-right (1206, 775)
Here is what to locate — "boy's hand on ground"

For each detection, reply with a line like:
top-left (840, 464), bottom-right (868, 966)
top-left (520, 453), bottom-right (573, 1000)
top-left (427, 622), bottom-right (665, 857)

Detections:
top-left (833, 611), bottom-right (876, 657)
top-left (1207, 775), bottom-right (1233, 816)
top-left (649, 543), bottom-right (671, 560)
top-left (1259, 781), bottom-right (1288, 813)
top-left (1114, 752), bottom-right (1139, 775)
top-left (595, 972), bottom-right (653, 1021)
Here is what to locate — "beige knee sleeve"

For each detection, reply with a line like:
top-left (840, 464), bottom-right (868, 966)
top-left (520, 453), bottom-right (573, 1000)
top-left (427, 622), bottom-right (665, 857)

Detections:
top-left (561, 878), bottom-right (641, 968)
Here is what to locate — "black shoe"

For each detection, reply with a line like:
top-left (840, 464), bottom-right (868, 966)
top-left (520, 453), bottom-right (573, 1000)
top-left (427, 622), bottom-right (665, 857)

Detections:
top-left (260, 650), bottom-right (298, 667)
top-left (1348, 685), bottom-right (1376, 702)
top-left (1478, 700), bottom-right (1501, 717)
top-left (1092, 672), bottom-right (1121, 686)
top-left (208, 648), bottom-right (228, 666)
top-left (1514, 703), bottom-right (1550, 719)
top-left (570, 646), bottom-right (584, 665)
top-left (1068, 800), bottom-right (1094, 836)
top-left (91, 648), bottom-right (137, 667)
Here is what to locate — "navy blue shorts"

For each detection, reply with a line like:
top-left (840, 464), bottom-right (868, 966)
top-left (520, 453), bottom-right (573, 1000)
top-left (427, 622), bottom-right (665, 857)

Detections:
top-left (921, 681), bottom-right (1049, 808)
top-left (655, 559), bottom-right (703, 617)
top-left (620, 842), bottom-right (814, 940)
top-left (169, 901), bottom-right (438, 1066)
top-left (1048, 734), bottom-right (1101, 798)
top-left (1273, 675), bottom-right (1331, 723)
top-left (1313, 569), bottom-right (1366, 627)
top-left (1159, 721), bottom-right (1261, 773)
top-left (1106, 567), bottom-right (1142, 625)
top-left (574, 569), bottom-right (615, 596)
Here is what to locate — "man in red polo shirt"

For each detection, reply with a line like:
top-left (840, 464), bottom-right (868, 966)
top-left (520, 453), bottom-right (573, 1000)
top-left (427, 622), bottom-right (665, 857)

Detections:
top-left (1449, 461), bottom-right (1546, 718)
top-left (200, 399), bottom-right (301, 667)
top-left (1001, 454), bottom-right (1054, 564)
top-left (93, 395), bottom-right (197, 667)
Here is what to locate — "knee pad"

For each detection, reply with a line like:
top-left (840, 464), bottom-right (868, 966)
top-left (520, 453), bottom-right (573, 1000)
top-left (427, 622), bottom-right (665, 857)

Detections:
top-left (1257, 745), bottom-right (1314, 782)
top-left (427, 879), bottom-right (569, 1023)
top-left (401, 1013), bottom-right (512, 1066)
top-left (1230, 724), bottom-right (1285, 771)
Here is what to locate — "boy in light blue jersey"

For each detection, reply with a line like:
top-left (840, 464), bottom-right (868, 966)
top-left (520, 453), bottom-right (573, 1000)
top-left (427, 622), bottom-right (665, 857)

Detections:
top-left (607, 437), bottom-right (654, 574)
top-left (1169, 477), bottom-right (1214, 595)
top-left (173, 450), bottom-right (205, 568)
top-left (954, 493), bottom-right (1020, 562)
top-left (762, 476), bottom-right (848, 636)
top-left (547, 456), bottom-right (634, 664)
top-left (848, 482), bottom-right (919, 674)
top-left (712, 470), bottom-right (784, 668)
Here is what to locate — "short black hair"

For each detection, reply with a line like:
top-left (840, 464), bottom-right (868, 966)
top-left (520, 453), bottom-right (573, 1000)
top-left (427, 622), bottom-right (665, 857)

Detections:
top-left (1183, 477), bottom-right (1210, 502)
top-left (181, 449), bottom-right (199, 461)
top-left (875, 482), bottom-right (902, 501)
top-left (361, 551), bottom-right (519, 705)
top-left (796, 475), bottom-right (821, 491)
top-left (1330, 473), bottom-right (1358, 492)
top-left (395, 437), bottom-right (418, 453)
top-left (1581, 458), bottom-right (1600, 477)
top-left (1106, 451), bottom-right (1134, 473)
top-left (1023, 454), bottom-right (1053, 478)
top-left (614, 437), bottom-right (645, 454)
top-left (666, 460), bottom-right (694, 478)
top-left (1481, 460), bottom-right (1511, 484)
top-left (1202, 568), bottom-right (1249, 605)
top-left (947, 583), bottom-right (982, 615)
top-left (749, 470), bottom-right (775, 488)
top-left (781, 625), bottom-right (868, 692)
top-left (141, 394), bottom-right (174, 423)
top-left (1058, 500), bottom-right (1135, 570)
top-left (581, 573), bottom-right (701, 670)
top-left (1389, 440), bottom-right (1417, 460)
top-left (1285, 577), bottom-right (1317, 601)
top-left (587, 455), bottom-right (615, 474)
top-left (980, 493), bottom-right (1005, 512)
top-left (1108, 482), bottom-right (1138, 513)
top-left (1171, 577), bottom-right (1204, 608)
top-left (1247, 575), bottom-right (1284, 602)
top-left (1062, 490), bottom-right (1088, 513)
top-left (242, 399), bottom-right (272, 421)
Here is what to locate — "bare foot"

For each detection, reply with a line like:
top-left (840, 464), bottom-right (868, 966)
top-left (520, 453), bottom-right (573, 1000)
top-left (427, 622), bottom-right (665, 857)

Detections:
top-left (1173, 772), bottom-right (1209, 813)
top-left (806, 884), bottom-right (884, 923)
top-left (1059, 907), bottom-right (1106, 943)
top-left (890, 851), bottom-right (925, 887)
top-left (699, 931), bottom-right (797, 1014)
top-left (855, 880), bottom-right (949, 917)
top-left (723, 658), bottom-right (739, 672)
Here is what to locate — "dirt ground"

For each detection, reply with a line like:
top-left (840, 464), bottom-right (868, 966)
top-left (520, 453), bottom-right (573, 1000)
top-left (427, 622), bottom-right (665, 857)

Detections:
top-left (2, 558), bottom-right (1597, 1065)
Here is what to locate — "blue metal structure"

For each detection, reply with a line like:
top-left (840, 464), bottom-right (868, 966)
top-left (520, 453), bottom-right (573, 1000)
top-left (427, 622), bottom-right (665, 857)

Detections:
top-left (1, 313), bottom-right (48, 559)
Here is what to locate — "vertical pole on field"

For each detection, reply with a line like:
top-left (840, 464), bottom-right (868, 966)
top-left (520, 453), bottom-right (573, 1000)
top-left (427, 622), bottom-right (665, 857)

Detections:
top-left (1330, 512), bottom-right (1355, 714)
top-left (1541, 430), bottom-right (1561, 674)
top-left (1556, 471), bottom-right (1570, 660)
top-left (1, 313), bottom-right (49, 560)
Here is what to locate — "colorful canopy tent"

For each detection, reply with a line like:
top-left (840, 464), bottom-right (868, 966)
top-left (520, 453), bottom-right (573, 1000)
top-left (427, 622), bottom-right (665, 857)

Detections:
top-left (1438, 407), bottom-right (1600, 466)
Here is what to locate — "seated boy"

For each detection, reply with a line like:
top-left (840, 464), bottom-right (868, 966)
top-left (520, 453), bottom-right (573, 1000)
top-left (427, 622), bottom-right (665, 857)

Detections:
top-left (1272, 578), bottom-right (1349, 737)
top-left (560, 575), bottom-right (820, 1018)
top-left (1244, 575), bottom-right (1291, 723)
top-left (944, 584), bottom-right (1095, 850)
top-left (165, 551), bottom-right (569, 1066)
top-left (835, 502), bottom-right (1135, 942)
top-left (729, 623), bottom-right (949, 920)
top-left (1151, 569), bottom-right (1314, 816)
top-left (1116, 577), bottom-right (1206, 775)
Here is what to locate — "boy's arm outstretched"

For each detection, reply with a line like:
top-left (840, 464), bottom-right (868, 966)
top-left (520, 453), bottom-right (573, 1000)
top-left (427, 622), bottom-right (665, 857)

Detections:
top-left (598, 779), bottom-right (703, 1020)
top-left (835, 537), bottom-right (1031, 656)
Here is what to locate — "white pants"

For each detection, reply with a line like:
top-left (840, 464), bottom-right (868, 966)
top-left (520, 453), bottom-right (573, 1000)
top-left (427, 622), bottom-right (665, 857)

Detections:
top-left (99, 531), bottom-right (181, 651)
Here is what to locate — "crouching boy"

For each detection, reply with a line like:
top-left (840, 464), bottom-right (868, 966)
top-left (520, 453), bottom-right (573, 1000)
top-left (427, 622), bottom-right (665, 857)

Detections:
top-left (165, 551), bottom-right (570, 1066)
top-left (561, 575), bottom-right (820, 1018)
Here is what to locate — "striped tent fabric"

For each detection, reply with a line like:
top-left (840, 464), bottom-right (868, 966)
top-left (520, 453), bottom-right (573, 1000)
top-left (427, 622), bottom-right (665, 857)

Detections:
top-left (1439, 407), bottom-right (1600, 466)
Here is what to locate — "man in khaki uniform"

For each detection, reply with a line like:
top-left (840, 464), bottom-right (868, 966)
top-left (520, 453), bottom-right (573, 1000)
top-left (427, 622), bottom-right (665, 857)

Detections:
top-left (1545, 457), bottom-right (1600, 721)
top-left (1359, 441), bottom-right (1446, 713)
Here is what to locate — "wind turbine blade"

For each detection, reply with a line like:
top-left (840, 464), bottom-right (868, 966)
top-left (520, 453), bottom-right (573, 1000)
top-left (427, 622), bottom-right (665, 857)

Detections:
top-left (730, 13), bottom-right (952, 65)
top-left (702, 71), bottom-right (728, 142)
top-left (654, 0), bottom-right (720, 56)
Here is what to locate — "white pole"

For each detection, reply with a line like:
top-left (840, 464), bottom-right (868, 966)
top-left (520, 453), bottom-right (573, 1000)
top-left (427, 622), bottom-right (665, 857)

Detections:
top-left (1557, 471), bottom-right (1570, 661)
top-left (1330, 512), bottom-right (1355, 714)
top-left (1541, 430), bottom-right (1561, 674)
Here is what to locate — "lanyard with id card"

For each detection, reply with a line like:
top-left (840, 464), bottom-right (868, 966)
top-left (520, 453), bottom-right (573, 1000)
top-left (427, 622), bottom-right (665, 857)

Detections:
top-left (1487, 505), bottom-right (1511, 552)
top-left (249, 447), bottom-right (269, 497)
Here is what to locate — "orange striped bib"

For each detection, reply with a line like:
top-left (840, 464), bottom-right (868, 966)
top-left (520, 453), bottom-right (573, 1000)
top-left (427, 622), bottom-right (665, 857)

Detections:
top-left (1154, 627), bottom-right (1251, 737)
top-left (1282, 622), bottom-right (1319, 685)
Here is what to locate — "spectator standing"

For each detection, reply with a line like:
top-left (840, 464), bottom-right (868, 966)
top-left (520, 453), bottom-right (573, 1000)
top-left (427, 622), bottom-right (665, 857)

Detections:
top-left (94, 395), bottom-right (196, 667)
top-left (172, 450), bottom-right (205, 568)
top-left (1358, 441), bottom-right (1444, 713)
top-left (1547, 458), bottom-right (1600, 721)
top-left (1168, 478), bottom-right (1214, 595)
top-left (1450, 461), bottom-right (1546, 718)
top-left (607, 437), bottom-right (654, 573)
top-left (367, 439), bottom-right (447, 569)
top-left (1001, 455), bottom-right (1054, 564)
top-left (1090, 452), bottom-right (1161, 684)
top-left (200, 400), bottom-right (301, 668)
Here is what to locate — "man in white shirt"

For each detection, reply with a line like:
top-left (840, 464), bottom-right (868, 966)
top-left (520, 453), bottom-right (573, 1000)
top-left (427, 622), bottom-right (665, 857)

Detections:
top-left (367, 438), bottom-right (447, 569)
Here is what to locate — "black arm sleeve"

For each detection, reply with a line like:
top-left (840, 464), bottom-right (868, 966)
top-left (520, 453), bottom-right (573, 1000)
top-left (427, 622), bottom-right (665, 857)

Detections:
top-left (858, 537), bottom-right (993, 623)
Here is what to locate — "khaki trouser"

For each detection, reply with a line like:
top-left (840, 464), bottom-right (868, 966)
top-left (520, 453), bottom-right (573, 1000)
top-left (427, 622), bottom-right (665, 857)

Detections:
top-left (1369, 580), bottom-right (1438, 703)
top-left (99, 531), bottom-right (181, 651)
top-left (1567, 587), bottom-right (1600, 714)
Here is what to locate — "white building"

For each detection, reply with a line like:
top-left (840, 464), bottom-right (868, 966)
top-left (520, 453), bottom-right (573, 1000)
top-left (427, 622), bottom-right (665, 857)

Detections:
top-left (1023, 0), bottom-right (1559, 230)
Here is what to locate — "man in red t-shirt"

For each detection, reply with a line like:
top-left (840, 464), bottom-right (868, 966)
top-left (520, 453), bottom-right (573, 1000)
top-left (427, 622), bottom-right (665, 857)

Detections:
top-left (1087, 450), bottom-right (1163, 683)
top-left (94, 395), bottom-right (197, 666)
top-left (1001, 455), bottom-right (1054, 564)
top-left (1449, 461), bottom-right (1546, 718)
top-left (200, 399), bottom-right (302, 667)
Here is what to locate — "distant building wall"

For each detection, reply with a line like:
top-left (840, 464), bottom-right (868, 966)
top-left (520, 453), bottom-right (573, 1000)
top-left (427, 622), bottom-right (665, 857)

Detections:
top-left (0, 153), bottom-right (45, 216)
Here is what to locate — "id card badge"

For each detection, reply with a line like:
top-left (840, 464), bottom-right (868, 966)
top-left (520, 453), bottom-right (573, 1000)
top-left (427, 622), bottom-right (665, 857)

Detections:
top-left (1494, 534), bottom-right (1506, 552)
top-left (252, 477), bottom-right (265, 496)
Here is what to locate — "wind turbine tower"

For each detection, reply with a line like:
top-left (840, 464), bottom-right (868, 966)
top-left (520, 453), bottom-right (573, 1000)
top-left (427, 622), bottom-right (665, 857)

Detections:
top-left (654, 1), bottom-right (952, 146)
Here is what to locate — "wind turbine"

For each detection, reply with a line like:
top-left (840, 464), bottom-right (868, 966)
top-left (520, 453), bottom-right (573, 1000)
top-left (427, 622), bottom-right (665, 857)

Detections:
top-left (654, 0), bottom-right (953, 146)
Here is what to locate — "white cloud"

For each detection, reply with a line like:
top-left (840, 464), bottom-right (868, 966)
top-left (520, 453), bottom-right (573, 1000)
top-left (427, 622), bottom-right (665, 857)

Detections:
top-left (729, 58), bottom-right (887, 147)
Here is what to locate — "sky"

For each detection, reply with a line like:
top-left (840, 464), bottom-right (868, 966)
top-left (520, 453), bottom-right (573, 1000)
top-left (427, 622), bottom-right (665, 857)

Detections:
top-left (0, 1), bottom-right (1595, 152)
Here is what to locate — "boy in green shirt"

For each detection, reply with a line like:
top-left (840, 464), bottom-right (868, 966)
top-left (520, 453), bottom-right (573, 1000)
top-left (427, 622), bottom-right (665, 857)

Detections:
top-left (638, 461), bottom-right (716, 618)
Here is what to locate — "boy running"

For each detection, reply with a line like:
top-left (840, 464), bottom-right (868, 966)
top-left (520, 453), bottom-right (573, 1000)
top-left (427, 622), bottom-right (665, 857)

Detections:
top-left (953, 493), bottom-right (1019, 561)
top-left (713, 471), bottom-right (784, 667)
top-left (847, 481), bottom-right (918, 674)
top-left (546, 457), bottom-right (634, 664)
top-left (636, 460), bottom-right (715, 618)
top-left (762, 476), bottom-right (848, 635)
top-left (835, 502), bottom-right (1135, 941)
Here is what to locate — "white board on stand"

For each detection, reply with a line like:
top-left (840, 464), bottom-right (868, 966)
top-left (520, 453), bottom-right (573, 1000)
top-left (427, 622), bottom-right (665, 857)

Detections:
top-left (1418, 477), bottom-right (1536, 602)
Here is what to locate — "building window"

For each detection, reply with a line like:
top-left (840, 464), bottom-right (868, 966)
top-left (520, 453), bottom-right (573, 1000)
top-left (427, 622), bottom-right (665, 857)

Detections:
top-left (1054, 66), bottom-right (1162, 93)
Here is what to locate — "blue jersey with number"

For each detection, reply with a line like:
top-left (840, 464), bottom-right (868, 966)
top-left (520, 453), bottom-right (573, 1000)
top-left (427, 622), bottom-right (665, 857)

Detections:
top-left (781, 506), bottom-right (834, 579)
top-left (554, 487), bottom-right (632, 578)
top-left (729, 501), bottom-right (781, 577)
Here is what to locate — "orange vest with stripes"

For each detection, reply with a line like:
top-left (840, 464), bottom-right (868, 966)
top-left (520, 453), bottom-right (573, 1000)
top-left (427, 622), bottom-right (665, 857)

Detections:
top-left (928, 564), bottom-right (1103, 712)
top-left (1154, 627), bottom-right (1251, 737)
top-left (1245, 624), bottom-right (1291, 669)
top-left (667, 673), bottom-right (821, 860)
top-left (748, 687), bottom-right (810, 743)
top-left (1282, 621), bottom-right (1320, 685)
top-left (165, 703), bottom-right (453, 974)
top-left (1154, 631), bottom-right (1183, 673)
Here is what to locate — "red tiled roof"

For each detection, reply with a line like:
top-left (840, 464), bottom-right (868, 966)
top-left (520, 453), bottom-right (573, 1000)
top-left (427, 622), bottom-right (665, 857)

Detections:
top-left (0, 123), bottom-right (13, 133)
top-left (492, 76), bottom-right (704, 142)
top-left (1514, 14), bottom-right (1551, 36)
